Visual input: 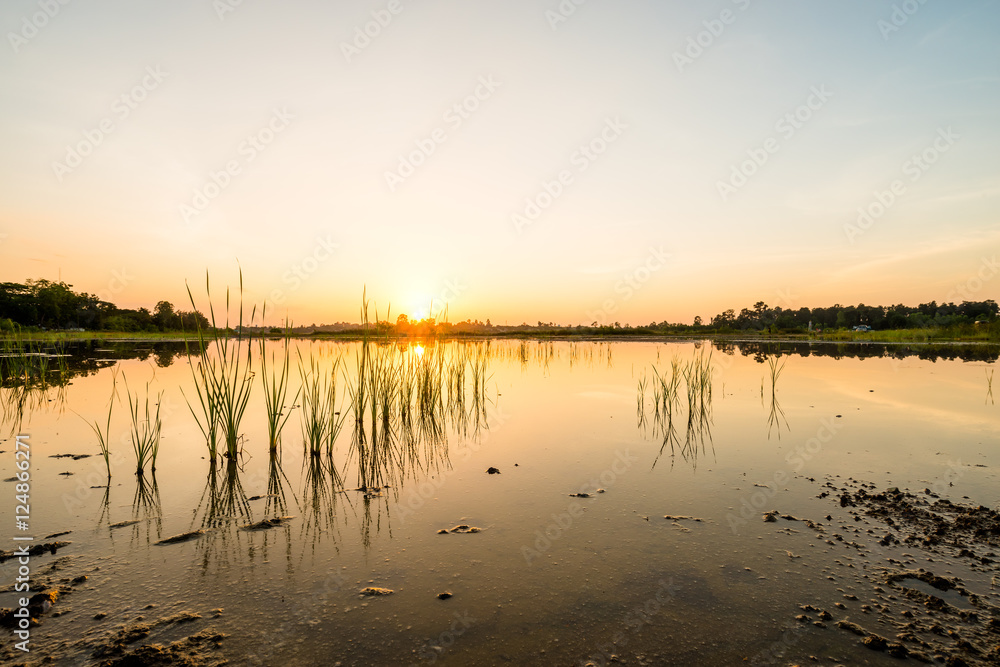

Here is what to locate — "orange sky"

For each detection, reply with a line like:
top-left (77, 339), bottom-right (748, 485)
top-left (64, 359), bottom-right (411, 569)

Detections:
top-left (2, 1), bottom-right (997, 326)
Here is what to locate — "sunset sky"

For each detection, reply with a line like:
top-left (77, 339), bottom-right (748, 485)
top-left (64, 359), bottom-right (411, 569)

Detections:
top-left (2, 0), bottom-right (998, 326)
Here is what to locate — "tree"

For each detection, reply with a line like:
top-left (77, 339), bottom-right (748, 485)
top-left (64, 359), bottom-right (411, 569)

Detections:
top-left (693, 315), bottom-right (703, 327)
top-left (153, 301), bottom-right (181, 330)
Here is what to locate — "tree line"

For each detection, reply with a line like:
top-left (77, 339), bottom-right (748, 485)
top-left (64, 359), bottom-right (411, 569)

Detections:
top-left (1, 278), bottom-right (996, 335)
top-left (708, 300), bottom-right (998, 332)
top-left (0, 279), bottom-right (208, 332)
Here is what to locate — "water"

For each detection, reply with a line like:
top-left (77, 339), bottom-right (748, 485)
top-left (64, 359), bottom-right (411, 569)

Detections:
top-left (1, 339), bottom-right (997, 665)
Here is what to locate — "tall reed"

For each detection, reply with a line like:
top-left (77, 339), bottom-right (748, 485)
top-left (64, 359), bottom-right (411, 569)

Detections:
top-left (123, 375), bottom-right (162, 475)
top-left (84, 368), bottom-right (119, 478)
top-left (260, 314), bottom-right (299, 451)
top-left (183, 269), bottom-right (256, 460)
top-left (299, 351), bottom-right (349, 456)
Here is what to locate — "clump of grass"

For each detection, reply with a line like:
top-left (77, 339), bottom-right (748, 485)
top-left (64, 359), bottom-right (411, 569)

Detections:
top-left (260, 313), bottom-right (299, 451)
top-left (299, 351), bottom-right (349, 456)
top-left (766, 354), bottom-right (785, 398)
top-left (183, 269), bottom-right (256, 460)
top-left (764, 354), bottom-right (788, 438)
top-left (123, 375), bottom-right (162, 476)
top-left (83, 368), bottom-right (119, 478)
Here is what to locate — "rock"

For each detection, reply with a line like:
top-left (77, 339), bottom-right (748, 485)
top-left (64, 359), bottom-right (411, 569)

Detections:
top-left (359, 587), bottom-right (393, 596)
top-left (862, 634), bottom-right (888, 651)
top-left (886, 643), bottom-right (909, 658)
top-left (28, 590), bottom-right (59, 616)
top-left (155, 530), bottom-right (205, 545)
top-left (0, 541), bottom-right (71, 562)
top-left (763, 511), bottom-right (778, 522)
top-left (836, 620), bottom-right (866, 635)
top-left (570, 493), bottom-right (591, 498)
top-left (442, 525), bottom-right (481, 534)
top-left (486, 467), bottom-right (500, 474)
top-left (163, 611), bottom-right (202, 623)
top-left (437, 592), bottom-right (453, 600)
top-left (241, 516), bottom-right (295, 531)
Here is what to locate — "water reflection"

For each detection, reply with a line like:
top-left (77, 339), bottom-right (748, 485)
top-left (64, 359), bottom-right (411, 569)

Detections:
top-left (300, 454), bottom-right (345, 552)
top-left (764, 355), bottom-right (789, 439)
top-left (196, 459), bottom-right (252, 529)
top-left (129, 474), bottom-right (162, 545)
top-left (640, 350), bottom-right (715, 470)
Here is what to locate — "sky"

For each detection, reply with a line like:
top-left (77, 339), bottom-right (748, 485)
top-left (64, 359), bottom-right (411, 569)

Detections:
top-left (1, 0), bottom-right (998, 327)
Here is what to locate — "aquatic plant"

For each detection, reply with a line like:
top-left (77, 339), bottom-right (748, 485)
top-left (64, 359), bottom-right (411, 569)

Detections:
top-left (183, 269), bottom-right (256, 460)
top-left (764, 355), bottom-right (788, 438)
top-left (260, 314), bottom-right (299, 451)
top-left (123, 375), bottom-right (162, 476)
top-left (299, 350), bottom-right (349, 456)
top-left (766, 354), bottom-right (785, 398)
top-left (84, 367), bottom-right (119, 478)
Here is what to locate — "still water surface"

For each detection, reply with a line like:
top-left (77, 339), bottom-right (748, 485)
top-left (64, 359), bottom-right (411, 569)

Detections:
top-left (1, 339), bottom-right (997, 665)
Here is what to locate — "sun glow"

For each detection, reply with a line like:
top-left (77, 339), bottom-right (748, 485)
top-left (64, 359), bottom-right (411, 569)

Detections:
top-left (413, 344), bottom-right (425, 358)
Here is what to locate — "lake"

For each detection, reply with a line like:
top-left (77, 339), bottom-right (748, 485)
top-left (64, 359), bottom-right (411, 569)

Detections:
top-left (1, 338), bottom-right (998, 666)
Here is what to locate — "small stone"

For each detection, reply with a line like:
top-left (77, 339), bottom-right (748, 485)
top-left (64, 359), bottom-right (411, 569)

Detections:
top-left (359, 587), bottom-right (393, 596)
top-left (486, 467), bottom-right (500, 475)
top-left (437, 592), bottom-right (453, 600)
top-left (862, 634), bottom-right (888, 651)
